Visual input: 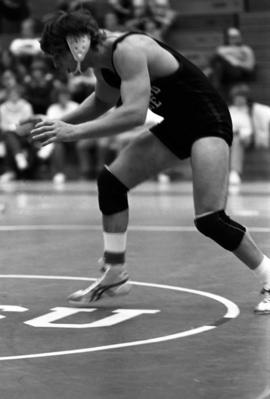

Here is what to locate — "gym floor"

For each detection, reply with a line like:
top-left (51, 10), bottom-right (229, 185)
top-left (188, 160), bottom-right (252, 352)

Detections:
top-left (0, 180), bottom-right (269, 399)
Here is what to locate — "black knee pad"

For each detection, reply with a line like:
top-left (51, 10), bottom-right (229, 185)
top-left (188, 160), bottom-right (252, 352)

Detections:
top-left (194, 210), bottom-right (246, 251)
top-left (97, 167), bottom-right (129, 215)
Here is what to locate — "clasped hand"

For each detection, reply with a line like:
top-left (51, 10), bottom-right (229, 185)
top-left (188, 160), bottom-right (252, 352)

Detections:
top-left (31, 120), bottom-right (76, 146)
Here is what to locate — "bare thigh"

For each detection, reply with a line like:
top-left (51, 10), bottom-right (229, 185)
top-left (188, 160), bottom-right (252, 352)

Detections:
top-left (191, 137), bottom-right (230, 215)
top-left (108, 131), bottom-right (180, 189)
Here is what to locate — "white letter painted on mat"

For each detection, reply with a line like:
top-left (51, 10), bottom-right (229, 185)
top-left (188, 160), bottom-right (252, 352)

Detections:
top-left (0, 305), bottom-right (28, 320)
top-left (24, 307), bottom-right (159, 328)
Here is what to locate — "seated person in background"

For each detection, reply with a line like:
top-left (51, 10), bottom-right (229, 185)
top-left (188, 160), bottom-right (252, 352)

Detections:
top-left (0, 85), bottom-right (35, 182)
top-left (102, 10), bottom-right (126, 32)
top-left (228, 84), bottom-right (253, 185)
top-left (40, 85), bottom-right (79, 184)
top-left (0, 49), bottom-right (16, 75)
top-left (76, 108), bottom-right (164, 181)
top-left (126, 16), bottom-right (164, 40)
top-left (147, 0), bottom-right (176, 37)
top-left (69, 0), bottom-right (100, 20)
top-left (9, 18), bottom-right (43, 69)
top-left (76, 136), bottom-right (116, 180)
top-left (125, 0), bottom-right (176, 40)
top-left (0, 69), bottom-right (18, 104)
top-left (124, 0), bottom-right (148, 29)
top-left (209, 27), bottom-right (256, 100)
top-left (23, 58), bottom-right (55, 115)
top-left (107, 0), bottom-right (134, 25)
top-left (228, 83), bottom-right (270, 185)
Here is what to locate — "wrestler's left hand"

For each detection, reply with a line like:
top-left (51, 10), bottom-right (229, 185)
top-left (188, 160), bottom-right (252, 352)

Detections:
top-left (31, 120), bottom-right (77, 146)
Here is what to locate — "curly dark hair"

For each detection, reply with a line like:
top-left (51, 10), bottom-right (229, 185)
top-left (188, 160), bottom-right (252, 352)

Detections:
top-left (40, 10), bottom-right (106, 56)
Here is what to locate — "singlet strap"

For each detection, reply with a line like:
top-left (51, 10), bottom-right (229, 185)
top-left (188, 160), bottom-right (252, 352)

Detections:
top-left (101, 31), bottom-right (182, 88)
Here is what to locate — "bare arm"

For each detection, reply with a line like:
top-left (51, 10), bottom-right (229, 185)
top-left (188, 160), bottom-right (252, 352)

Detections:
top-left (72, 44), bottom-right (150, 139)
top-left (61, 70), bottom-right (120, 124)
top-left (217, 45), bottom-right (255, 70)
top-left (31, 43), bottom-right (151, 145)
top-left (18, 70), bottom-right (119, 136)
top-left (61, 92), bottom-right (111, 124)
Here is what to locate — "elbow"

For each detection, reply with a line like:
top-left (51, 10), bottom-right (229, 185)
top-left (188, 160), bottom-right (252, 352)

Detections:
top-left (126, 107), bottom-right (147, 128)
top-left (132, 113), bottom-right (147, 127)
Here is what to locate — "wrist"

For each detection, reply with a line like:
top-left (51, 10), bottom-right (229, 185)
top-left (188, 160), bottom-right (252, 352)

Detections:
top-left (74, 123), bottom-right (88, 140)
top-left (61, 123), bottom-right (82, 142)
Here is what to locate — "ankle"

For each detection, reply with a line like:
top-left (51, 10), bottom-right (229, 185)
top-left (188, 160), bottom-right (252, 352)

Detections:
top-left (254, 255), bottom-right (270, 290)
top-left (104, 251), bottom-right (125, 265)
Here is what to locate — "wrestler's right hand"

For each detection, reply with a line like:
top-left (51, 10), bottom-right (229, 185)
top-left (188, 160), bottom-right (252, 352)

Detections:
top-left (17, 115), bottom-right (46, 136)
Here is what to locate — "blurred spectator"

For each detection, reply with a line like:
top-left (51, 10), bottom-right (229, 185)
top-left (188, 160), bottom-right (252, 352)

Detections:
top-left (0, 84), bottom-right (36, 182)
top-left (0, 49), bottom-right (16, 74)
top-left (41, 85), bottom-right (79, 184)
top-left (252, 103), bottom-right (270, 149)
top-left (209, 27), bottom-right (256, 100)
top-left (0, 69), bottom-right (17, 103)
top-left (108, 0), bottom-right (134, 25)
top-left (23, 58), bottom-right (54, 114)
top-left (228, 84), bottom-right (270, 185)
top-left (69, 0), bottom-right (99, 22)
top-left (68, 67), bottom-right (96, 103)
top-left (228, 84), bottom-right (253, 185)
top-left (76, 137), bottom-right (115, 180)
top-left (102, 10), bottom-right (125, 32)
top-left (142, 17), bottom-right (164, 38)
top-left (125, 0), bottom-right (148, 30)
top-left (54, 0), bottom-right (99, 20)
top-left (0, 49), bottom-right (29, 87)
top-left (9, 17), bottom-right (43, 68)
top-left (76, 109), bottom-right (163, 181)
top-left (126, 16), bottom-right (163, 39)
top-left (148, 0), bottom-right (176, 36)
top-left (125, 0), bottom-right (176, 39)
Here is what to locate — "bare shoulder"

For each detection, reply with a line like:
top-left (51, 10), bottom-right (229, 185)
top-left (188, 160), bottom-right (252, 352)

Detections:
top-left (114, 33), bottom-right (158, 59)
top-left (112, 33), bottom-right (179, 78)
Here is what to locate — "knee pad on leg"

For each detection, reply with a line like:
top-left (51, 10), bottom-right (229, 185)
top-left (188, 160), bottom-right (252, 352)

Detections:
top-left (97, 167), bottom-right (129, 215)
top-left (194, 210), bottom-right (246, 251)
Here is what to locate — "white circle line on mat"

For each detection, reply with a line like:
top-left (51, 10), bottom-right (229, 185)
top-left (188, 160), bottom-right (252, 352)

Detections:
top-left (0, 274), bottom-right (240, 361)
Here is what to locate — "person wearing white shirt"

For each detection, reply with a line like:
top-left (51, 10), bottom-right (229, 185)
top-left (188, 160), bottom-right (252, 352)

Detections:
top-left (0, 85), bottom-right (34, 182)
top-left (228, 85), bottom-right (253, 184)
top-left (41, 86), bottom-right (78, 184)
top-left (229, 84), bottom-right (270, 185)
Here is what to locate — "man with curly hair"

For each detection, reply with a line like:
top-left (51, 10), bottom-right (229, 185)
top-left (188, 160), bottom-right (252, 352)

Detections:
top-left (27, 10), bottom-right (270, 313)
